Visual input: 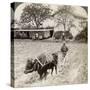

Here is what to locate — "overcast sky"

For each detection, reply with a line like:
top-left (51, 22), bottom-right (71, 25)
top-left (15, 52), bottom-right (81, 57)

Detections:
top-left (14, 3), bottom-right (87, 20)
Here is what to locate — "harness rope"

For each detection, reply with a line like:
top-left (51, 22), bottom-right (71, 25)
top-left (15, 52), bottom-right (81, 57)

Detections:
top-left (35, 57), bottom-right (44, 67)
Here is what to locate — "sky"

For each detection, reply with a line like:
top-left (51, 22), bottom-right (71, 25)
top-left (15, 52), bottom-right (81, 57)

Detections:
top-left (14, 3), bottom-right (87, 21)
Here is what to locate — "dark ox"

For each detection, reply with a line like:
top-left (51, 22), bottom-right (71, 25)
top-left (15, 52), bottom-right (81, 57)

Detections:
top-left (24, 53), bottom-right (58, 80)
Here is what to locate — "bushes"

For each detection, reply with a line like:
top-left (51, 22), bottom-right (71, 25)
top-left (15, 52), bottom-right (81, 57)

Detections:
top-left (54, 31), bottom-right (73, 40)
top-left (75, 27), bottom-right (88, 43)
top-left (53, 31), bottom-right (62, 39)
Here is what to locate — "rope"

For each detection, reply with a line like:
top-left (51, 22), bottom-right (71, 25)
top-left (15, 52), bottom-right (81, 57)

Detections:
top-left (35, 57), bottom-right (44, 67)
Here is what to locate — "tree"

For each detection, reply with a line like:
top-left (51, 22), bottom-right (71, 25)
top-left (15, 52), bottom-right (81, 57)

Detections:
top-left (52, 6), bottom-right (78, 41)
top-left (53, 6), bottom-right (75, 32)
top-left (20, 3), bottom-right (51, 29)
top-left (75, 23), bottom-right (88, 42)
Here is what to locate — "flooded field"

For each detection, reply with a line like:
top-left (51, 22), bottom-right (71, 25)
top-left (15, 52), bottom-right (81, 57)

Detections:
top-left (12, 39), bottom-right (88, 87)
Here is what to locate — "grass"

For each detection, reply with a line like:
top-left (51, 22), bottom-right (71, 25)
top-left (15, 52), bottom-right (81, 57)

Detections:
top-left (12, 39), bottom-right (88, 87)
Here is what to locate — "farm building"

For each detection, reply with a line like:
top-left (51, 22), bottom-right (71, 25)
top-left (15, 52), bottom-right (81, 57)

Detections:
top-left (11, 28), bottom-right (54, 40)
top-left (11, 28), bottom-right (73, 41)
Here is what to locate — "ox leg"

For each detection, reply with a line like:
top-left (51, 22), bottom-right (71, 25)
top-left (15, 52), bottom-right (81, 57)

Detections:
top-left (40, 75), bottom-right (42, 80)
top-left (55, 65), bottom-right (57, 74)
top-left (44, 71), bottom-right (48, 80)
top-left (51, 67), bottom-right (54, 75)
top-left (39, 73), bottom-right (43, 80)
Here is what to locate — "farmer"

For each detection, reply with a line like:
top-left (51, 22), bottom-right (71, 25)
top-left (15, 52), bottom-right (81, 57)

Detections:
top-left (59, 42), bottom-right (69, 71)
top-left (61, 42), bottom-right (68, 59)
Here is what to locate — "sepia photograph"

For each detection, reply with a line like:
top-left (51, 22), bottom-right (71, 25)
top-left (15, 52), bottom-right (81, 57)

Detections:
top-left (11, 2), bottom-right (88, 87)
